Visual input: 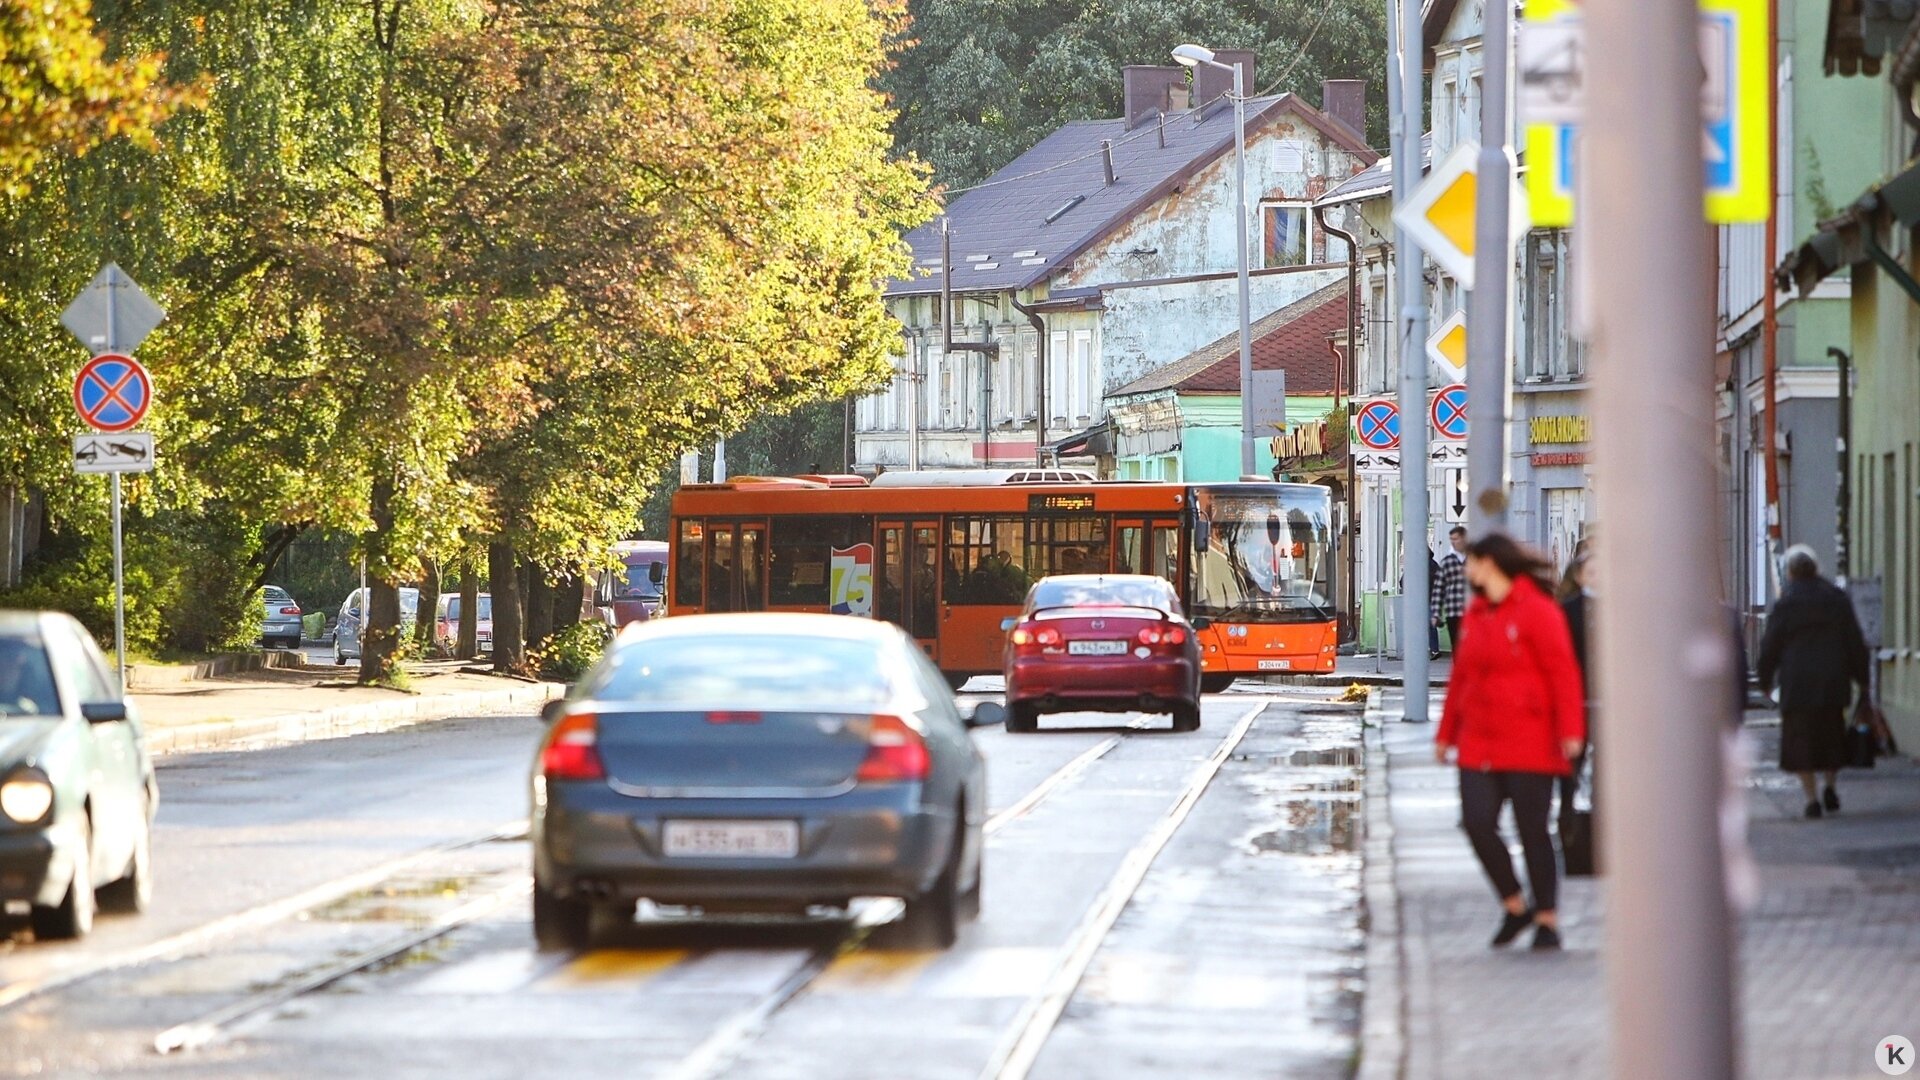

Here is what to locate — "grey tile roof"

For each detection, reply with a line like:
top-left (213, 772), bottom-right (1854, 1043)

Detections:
top-left (889, 95), bottom-right (1373, 298)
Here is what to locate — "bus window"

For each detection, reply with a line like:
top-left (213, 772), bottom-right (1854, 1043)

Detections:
top-left (944, 516), bottom-right (1030, 605)
top-left (1152, 522), bottom-right (1179, 582)
top-left (676, 519), bottom-right (704, 608)
top-left (1028, 512), bottom-right (1108, 576)
top-left (706, 526), bottom-right (735, 612)
top-left (768, 516), bottom-right (871, 607)
top-left (1116, 525), bottom-right (1144, 574)
top-left (876, 526), bottom-right (904, 625)
top-left (738, 525), bottom-right (765, 611)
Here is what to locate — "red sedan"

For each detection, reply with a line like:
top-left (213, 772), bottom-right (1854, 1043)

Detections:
top-left (1000, 575), bottom-right (1202, 733)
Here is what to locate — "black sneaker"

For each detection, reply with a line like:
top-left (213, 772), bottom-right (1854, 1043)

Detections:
top-left (1823, 786), bottom-right (1840, 813)
top-left (1804, 800), bottom-right (1823, 819)
top-left (1492, 909), bottom-right (1534, 947)
top-left (1532, 925), bottom-right (1563, 951)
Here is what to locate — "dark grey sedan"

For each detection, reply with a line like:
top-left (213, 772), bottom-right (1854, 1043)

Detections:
top-left (0, 611), bottom-right (156, 940)
top-left (530, 613), bottom-right (1000, 951)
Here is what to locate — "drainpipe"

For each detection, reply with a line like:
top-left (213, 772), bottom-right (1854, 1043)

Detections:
top-left (1008, 294), bottom-right (1049, 462)
top-left (1318, 204), bottom-right (1362, 641)
top-left (942, 220), bottom-right (1000, 466)
top-left (1830, 346), bottom-right (1851, 582)
top-left (1762, 0), bottom-right (1782, 555)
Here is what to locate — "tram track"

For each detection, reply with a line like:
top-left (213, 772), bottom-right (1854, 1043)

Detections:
top-left (658, 702), bottom-right (1267, 1080)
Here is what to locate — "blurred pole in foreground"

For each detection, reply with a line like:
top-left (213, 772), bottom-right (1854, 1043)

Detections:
top-left (1394, 0), bottom-right (1430, 720)
top-left (1587, 0), bottom-right (1738, 1074)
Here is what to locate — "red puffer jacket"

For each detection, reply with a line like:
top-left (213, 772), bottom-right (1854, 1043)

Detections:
top-left (1437, 574), bottom-right (1586, 775)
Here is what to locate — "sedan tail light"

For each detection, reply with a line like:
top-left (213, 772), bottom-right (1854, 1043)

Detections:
top-left (280, 606), bottom-right (301, 616)
top-left (1137, 625), bottom-right (1188, 649)
top-left (541, 713), bottom-right (606, 781)
top-left (855, 714), bottom-right (929, 783)
top-left (1009, 623), bottom-right (1061, 653)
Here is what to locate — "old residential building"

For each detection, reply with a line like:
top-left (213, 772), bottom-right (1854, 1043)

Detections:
top-left (857, 56), bottom-right (1374, 473)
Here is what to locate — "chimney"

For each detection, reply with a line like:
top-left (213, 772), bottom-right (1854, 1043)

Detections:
top-left (1192, 49), bottom-right (1255, 118)
top-left (1322, 79), bottom-right (1367, 139)
top-left (1123, 65), bottom-right (1188, 130)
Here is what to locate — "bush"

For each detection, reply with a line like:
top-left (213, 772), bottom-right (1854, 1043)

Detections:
top-left (531, 620), bottom-right (611, 682)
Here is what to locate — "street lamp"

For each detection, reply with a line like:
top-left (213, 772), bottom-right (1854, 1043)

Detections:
top-left (1174, 42), bottom-right (1255, 478)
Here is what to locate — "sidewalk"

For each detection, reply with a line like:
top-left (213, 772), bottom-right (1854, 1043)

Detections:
top-left (1361, 690), bottom-right (1920, 1079)
top-left (1266, 654), bottom-right (1453, 689)
top-left (130, 660), bottom-right (563, 755)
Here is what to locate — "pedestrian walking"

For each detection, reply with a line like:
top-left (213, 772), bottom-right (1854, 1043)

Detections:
top-left (1756, 545), bottom-right (1871, 819)
top-left (1435, 533), bottom-right (1586, 950)
top-left (1432, 526), bottom-right (1468, 655)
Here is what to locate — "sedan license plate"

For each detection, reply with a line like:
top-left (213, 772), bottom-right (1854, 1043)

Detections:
top-left (662, 820), bottom-right (799, 859)
top-left (1068, 639), bottom-right (1129, 656)
top-left (1257, 659), bottom-right (1293, 671)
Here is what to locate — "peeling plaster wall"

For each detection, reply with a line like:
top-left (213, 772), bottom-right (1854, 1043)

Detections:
top-left (1096, 270), bottom-right (1342, 391)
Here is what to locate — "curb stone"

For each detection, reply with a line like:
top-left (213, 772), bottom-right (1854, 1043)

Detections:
top-left (1358, 687), bottom-right (1407, 1080)
top-left (145, 680), bottom-right (564, 756)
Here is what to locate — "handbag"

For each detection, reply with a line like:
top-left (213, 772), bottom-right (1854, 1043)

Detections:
top-left (1559, 753), bottom-right (1597, 877)
top-left (1852, 697), bottom-right (1899, 763)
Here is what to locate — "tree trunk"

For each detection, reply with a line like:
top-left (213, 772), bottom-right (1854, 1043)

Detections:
top-left (359, 480), bottom-right (403, 684)
top-left (524, 562), bottom-right (554, 650)
top-left (551, 573), bottom-right (584, 632)
top-left (489, 539), bottom-right (525, 672)
top-left (456, 556), bottom-right (479, 660)
top-left (413, 557), bottom-right (440, 653)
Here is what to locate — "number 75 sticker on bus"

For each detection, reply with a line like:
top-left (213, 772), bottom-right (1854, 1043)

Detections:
top-left (830, 544), bottom-right (874, 616)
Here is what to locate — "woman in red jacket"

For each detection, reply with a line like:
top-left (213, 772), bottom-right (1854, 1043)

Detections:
top-left (1436, 533), bottom-right (1587, 950)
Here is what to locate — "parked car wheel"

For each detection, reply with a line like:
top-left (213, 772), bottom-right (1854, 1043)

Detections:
top-left (1200, 673), bottom-right (1236, 694)
top-left (1004, 702), bottom-right (1038, 734)
top-left (1171, 702), bottom-right (1202, 733)
top-left (32, 819), bottom-right (94, 941)
top-left (532, 878), bottom-right (591, 952)
top-left (97, 811), bottom-right (152, 914)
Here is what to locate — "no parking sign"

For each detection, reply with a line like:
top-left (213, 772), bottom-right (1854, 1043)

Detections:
top-left (73, 353), bottom-right (152, 433)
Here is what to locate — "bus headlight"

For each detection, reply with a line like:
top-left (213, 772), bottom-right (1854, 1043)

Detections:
top-left (0, 771), bottom-right (54, 825)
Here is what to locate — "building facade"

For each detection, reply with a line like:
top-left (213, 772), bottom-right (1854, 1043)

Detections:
top-left (856, 58), bottom-right (1373, 473)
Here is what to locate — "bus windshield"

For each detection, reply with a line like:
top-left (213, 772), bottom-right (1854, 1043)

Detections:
top-left (1187, 487), bottom-right (1333, 624)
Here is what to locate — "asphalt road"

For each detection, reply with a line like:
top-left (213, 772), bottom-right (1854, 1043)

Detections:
top-left (0, 689), bottom-right (1364, 1079)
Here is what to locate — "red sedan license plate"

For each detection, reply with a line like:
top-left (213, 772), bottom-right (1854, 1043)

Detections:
top-left (1067, 640), bottom-right (1129, 656)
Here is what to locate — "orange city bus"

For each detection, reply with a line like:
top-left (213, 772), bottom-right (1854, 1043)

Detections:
top-left (667, 475), bottom-right (1338, 690)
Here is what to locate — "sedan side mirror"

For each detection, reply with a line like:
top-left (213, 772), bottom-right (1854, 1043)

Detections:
top-left (999, 617), bottom-right (1017, 632)
top-left (82, 702), bottom-right (128, 724)
top-left (539, 699), bottom-right (568, 725)
top-left (962, 701), bottom-right (1006, 729)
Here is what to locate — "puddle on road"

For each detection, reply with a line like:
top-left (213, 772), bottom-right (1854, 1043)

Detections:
top-left (1280, 746), bottom-right (1362, 768)
top-left (306, 875), bottom-right (476, 924)
top-left (1249, 798), bottom-right (1360, 856)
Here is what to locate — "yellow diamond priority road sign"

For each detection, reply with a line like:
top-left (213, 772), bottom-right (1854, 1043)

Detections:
top-left (1391, 143), bottom-right (1528, 291)
top-left (1426, 310), bottom-right (1468, 384)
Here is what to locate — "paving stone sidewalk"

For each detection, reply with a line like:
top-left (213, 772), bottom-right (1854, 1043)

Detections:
top-left (1362, 691), bottom-right (1920, 1080)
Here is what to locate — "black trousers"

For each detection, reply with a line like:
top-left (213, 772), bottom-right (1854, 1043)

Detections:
top-left (1459, 769), bottom-right (1559, 912)
top-left (1445, 616), bottom-right (1462, 652)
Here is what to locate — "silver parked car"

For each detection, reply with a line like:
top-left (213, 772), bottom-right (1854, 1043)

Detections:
top-left (259, 585), bottom-right (304, 650)
top-left (334, 587), bottom-right (421, 665)
top-left (0, 611), bottom-right (156, 939)
top-left (530, 613), bottom-right (1002, 951)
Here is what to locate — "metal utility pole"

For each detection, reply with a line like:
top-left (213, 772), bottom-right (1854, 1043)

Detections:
top-left (107, 297), bottom-right (125, 690)
top-left (942, 219), bottom-right (1000, 465)
top-left (1393, 0), bottom-right (1431, 717)
top-left (1230, 62), bottom-right (1255, 477)
top-left (1831, 346), bottom-right (1851, 581)
top-left (1467, 0), bottom-right (1515, 536)
top-left (1588, 0), bottom-right (1738, 1074)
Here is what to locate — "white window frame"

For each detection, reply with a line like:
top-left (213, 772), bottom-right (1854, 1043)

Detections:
top-left (1261, 201), bottom-right (1315, 268)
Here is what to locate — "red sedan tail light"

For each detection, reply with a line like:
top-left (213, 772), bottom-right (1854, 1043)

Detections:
top-left (541, 713), bottom-right (606, 781)
top-left (856, 714), bottom-right (930, 783)
top-left (1010, 623), bottom-right (1060, 652)
top-left (1137, 625), bottom-right (1188, 649)
top-left (279, 606), bottom-right (301, 616)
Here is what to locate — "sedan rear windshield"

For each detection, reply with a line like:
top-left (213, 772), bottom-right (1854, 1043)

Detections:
top-left (0, 637), bottom-right (60, 717)
top-left (1028, 579), bottom-right (1175, 614)
top-left (445, 597), bottom-right (493, 622)
top-left (581, 634), bottom-right (894, 710)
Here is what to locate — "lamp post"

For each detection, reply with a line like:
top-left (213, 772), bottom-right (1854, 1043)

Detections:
top-left (1173, 43), bottom-right (1255, 478)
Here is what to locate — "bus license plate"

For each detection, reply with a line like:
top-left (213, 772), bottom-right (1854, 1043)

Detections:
top-left (1068, 640), bottom-right (1129, 656)
top-left (662, 820), bottom-right (799, 859)
top-left (1258, 659), bottom-right (1293, 670)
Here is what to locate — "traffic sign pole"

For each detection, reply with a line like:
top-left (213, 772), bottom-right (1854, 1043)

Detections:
top-left (1468, 0), bottom-right (1516, 538)
top-left (1394, 0), bottom-right (1430, 719)
top-left (108, 296), bottom-right (125, 690)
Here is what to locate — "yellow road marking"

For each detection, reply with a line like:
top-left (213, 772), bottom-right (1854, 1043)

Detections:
top-left (539, 949), bottom-right (691, 988)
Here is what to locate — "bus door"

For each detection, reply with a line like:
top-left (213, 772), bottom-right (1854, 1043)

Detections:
top-left (703, 521), bottom-right (768, 613)
top-left (1115, 517), bottom-right (1182, 584)
top-left (876, 520), bottom-right (940, 658)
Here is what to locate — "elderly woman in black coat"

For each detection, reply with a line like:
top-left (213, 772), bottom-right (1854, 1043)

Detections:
top-left (1757, 545), bottom-right (1871, 819)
